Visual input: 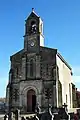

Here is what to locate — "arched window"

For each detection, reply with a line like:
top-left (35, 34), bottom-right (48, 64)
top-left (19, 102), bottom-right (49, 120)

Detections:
top-left (57, 66), bottom-right (59, 80)
top-left (40, 23), bottom-right (42, 33)
top-left (69, 84), bottom-right (71, 107)
top-left (30, 59), bottom-right (33, 77)
top-left (66, 94), bottom-right (67, 104)
top-left (46, 64), bottom-right (48, 75)
top-left (16, 67), bottom-right (19, 77)
top-left (58, 80), bottom-right (62, 107)
top-left (51, 66), bottom-right (56, 80)
top-left (9, 68), bottom-right (14, 83)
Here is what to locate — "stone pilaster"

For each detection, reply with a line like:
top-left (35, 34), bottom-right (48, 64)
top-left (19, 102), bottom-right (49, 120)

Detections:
top-left (21, 57), bottom-right (26, 80)
top-left (36, 55), bottom-right (41, 78)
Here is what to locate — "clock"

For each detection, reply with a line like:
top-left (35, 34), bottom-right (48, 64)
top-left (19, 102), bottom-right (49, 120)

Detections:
top-left (27, 37), bottom-right (39, 53)
top-left (28, 39), bottom-right (36, 47)
top-left (31, 41), bottom-right (35, 46)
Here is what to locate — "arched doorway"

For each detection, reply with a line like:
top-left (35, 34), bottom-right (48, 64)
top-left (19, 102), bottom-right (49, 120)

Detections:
top-left (27, 89), bottom-right (36, 112)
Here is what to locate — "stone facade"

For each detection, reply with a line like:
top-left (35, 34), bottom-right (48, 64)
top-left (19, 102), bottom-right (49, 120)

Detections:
top-left (6, 9), bottom-right (73, 113)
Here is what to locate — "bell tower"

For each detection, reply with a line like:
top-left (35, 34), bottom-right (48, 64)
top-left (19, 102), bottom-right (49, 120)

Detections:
top-left (24, 8), bottom-right (44, 53)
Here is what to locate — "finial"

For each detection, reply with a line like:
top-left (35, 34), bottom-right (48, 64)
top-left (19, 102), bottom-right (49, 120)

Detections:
top-left (32, 8), bottom-right (34, 12)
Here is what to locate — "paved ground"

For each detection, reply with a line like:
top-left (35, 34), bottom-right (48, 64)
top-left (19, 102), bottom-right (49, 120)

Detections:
top-left (0, 113), bottom-right (36, 120)
top-left (0, 114), bottom-right (5, 120)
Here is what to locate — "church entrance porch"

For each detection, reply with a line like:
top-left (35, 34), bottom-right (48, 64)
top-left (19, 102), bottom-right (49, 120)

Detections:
top-left (27, 89), bottom-right (36, 112)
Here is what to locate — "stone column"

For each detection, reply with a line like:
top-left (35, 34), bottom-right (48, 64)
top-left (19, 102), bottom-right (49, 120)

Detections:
top-left (53, 66), bottom-right (58, 108)
top-left (14, 109), bottom-right (20, 120)
top-left (37, 94), bottom-right (41, 105)
top-left (53, 83), bottom-right (57, 107)
top-left (19, 92), bottom-right (23, 109)
top-left (36, 56), bottom-right (41, 78)
top-left (21, 57), bottom-right (26, 80)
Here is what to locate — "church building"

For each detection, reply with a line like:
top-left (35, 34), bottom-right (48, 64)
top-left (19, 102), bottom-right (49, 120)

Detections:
top-left (6, 9), bottom-right (73, 113)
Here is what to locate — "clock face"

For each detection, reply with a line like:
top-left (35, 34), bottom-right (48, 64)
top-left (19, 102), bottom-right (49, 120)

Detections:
top-left (31, 41), bottom-right (35, 46)
top-left (27, 37), bottom-right (39, 53)
top-left (28, 39), bottom-right (36, 47)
